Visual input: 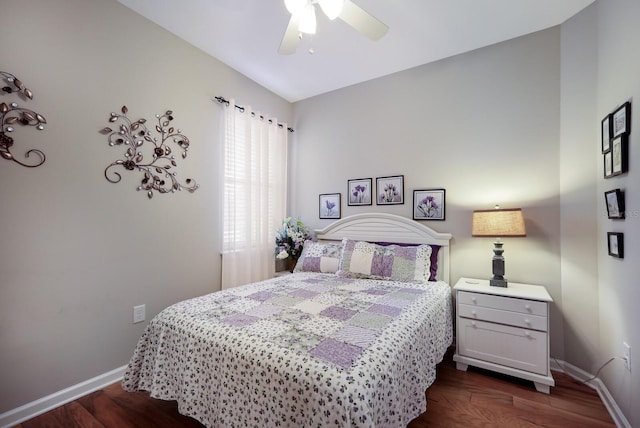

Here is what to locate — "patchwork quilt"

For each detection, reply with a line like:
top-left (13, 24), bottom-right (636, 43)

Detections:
top-left (122, 272), bottom-right (453, 427)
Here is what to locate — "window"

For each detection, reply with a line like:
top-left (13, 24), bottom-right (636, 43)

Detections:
top-left (220, 101), bottom-right (288, 289)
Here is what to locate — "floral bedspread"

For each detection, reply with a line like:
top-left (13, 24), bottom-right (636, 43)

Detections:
top-left (122, 272), bottom-right (453, 427)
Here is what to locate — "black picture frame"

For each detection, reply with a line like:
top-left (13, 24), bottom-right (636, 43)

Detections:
top-left (605, 189), bottom-right (624, 219)
top-left (601, 114), bottom-right (612, 153)
top-left (319, 193), bottom-right (341, 219)
top-left (607, 232), bottom-right (624, 258)
top-left (347, 178), bottom-right (372, 206)
top-left (612, 101), bottom-right (631, 137)
top-left (375, 175), bottom-right (404, 205)
top-left (611, 134), bottom-right (628, 176)
top-left (413, 189), bottom-right (445, 220)
top-left (604, 151), bottom-right (613, 178)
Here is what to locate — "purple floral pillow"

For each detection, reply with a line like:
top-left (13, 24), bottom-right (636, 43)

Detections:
top-left (293, 241), bottom-right (342, 273)
top-left (374, 241), bottom-right (440, 281)
top-left (336, 239), bottom-right (436, 282)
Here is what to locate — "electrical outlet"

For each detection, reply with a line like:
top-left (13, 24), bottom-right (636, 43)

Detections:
top-left (133, 304), bottom-right (146, 323)
top-left (623, 342), bottom-right (631, 372)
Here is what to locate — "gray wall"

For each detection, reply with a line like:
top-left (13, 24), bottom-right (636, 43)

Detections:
top-left (593, 1), bottom-right (640, 425)
top-left (559, 3), bottom-right (600, 377)
top-left (0, 0), bottom-right (291, 413)
top-left (561, 2), bottom-right (640, 425)
top-left (292, 28), bottom-right (565, 357)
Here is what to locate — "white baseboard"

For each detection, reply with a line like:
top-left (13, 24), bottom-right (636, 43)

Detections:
top-left (0, 365), bottom-right (127, 428)
top-left (552, 359), bottom-right (630, 428)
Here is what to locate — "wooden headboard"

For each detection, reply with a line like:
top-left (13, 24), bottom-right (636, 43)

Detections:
top-left (315, 213), bottom-right (452, 283)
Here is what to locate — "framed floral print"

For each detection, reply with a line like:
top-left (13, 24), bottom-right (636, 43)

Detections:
top-left (607, 232), bottom-right (624, 258)
top-left (612, 101), bottom-right (631, 137)
top-left (319, 193), bottom-right (341, 219)
top-left (604, 151), bottom-right (613, 178)
top-left (413, 189), bottom-right (445, 220)
top-left (601, 113), bottom-right (612, 153)
top-left (605, 189), bottom-right (624, 219)
top-left (347, 178), bottom-right (372, 206)
top-left (611, 134), bottom-right (628, 176)
top-left (376, 175), bottom-right (404, 205)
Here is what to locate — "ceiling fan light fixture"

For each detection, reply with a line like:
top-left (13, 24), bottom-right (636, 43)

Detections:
top-left (278, 0), bottom-right (388, 55)
top-left (318, 0), bottom-right (344, 20)
top-left (284, 0), bottom-right (307, 16)
top-left (298, 4), bottom-right (317, 34)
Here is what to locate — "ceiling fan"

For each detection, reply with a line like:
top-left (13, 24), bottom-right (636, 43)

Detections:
top-left (279, 0), bottom-right (389, 54)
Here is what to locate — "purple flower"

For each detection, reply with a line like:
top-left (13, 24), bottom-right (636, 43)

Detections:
top-left (324, 199), bottom-right (337, 216)
top-left (351, 184), bottom-right (369, 203)
top-left (417, 195), bottom-right (439, 217)
top-left (380, 184), bottom-right (399, 203)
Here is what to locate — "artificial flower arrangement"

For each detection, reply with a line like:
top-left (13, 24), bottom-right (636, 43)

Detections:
top-left (275, 217), bottom-right (314, 263)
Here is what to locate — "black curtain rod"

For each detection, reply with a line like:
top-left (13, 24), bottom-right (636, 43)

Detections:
top-left (214, 96), bottom-right (294, 133)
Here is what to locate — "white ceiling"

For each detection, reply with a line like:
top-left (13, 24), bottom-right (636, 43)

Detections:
top-left (118, 0), bottom-right (595, 103)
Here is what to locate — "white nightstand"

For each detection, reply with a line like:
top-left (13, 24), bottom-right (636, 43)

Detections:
top-left (452, 277), bottom-right (555, 393)
top-left (274, 270), bottom-right (292, 278)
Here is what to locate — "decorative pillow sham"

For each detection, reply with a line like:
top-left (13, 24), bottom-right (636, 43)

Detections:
top-left (374, 241), bottom-right (440, 282)
top-left (293, 241), bottom-right (342, 273)
top-left (336, 238), bottom-right (435, 282)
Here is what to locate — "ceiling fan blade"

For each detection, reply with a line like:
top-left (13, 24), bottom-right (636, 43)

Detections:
top-left (279, 14), bottom-right (302, 54)
top-left (339, 0), bottom-right (388, 41)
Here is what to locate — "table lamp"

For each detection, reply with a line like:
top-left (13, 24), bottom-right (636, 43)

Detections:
top-left (472, 207), bottom-right (526, 287)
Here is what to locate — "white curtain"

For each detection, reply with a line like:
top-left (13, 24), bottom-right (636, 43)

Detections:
top-left (220, 99), bottom-right (288, 289)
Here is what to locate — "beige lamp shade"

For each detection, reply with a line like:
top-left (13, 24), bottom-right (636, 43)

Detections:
top-left (472, 208), bottom-right (526, 237)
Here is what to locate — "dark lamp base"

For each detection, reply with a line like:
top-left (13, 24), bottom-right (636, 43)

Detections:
top-left (490, 277), bottom-right (508, 287)
top-left (490, 240), bottom-right (508, 287)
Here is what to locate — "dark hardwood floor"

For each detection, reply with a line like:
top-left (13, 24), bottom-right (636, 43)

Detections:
top-left (16, 348), bottom-right (615, 427)
top-left (408, 349), bottom-right (615, 427)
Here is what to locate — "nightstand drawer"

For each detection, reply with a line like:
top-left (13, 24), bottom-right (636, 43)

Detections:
top-left (458, 291), bottom-right (547, 317)
top-left (458, 303), bottom-right (547, 331)
top-left (457, 318), bottom-right (548, 375)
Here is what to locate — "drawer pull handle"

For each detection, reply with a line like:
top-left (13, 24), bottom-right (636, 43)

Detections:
top-left (525, 318), bottom-right (531, 325)
top-left (471, 297), bottom-right (477, 303)
top-left (471, 310), bottom-right (477, 317)
top-left (471, 321), bottom-right (477, 327)
top-left (525, 304), bottom-right (531, 311)
top-left (525, 331), bottom-right (531, 337)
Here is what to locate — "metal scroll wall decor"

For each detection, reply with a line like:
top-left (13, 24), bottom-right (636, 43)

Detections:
top-left (0, 71), bottom-right (47, 167)
top-left (100, 106), bottom-right (199, 199)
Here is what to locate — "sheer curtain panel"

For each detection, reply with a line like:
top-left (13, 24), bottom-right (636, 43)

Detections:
top-left (220, 99), bottom-right (288, 289)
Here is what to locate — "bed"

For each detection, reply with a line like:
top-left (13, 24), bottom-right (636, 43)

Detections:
top-left (122, 213), bottom-right (453, 427)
